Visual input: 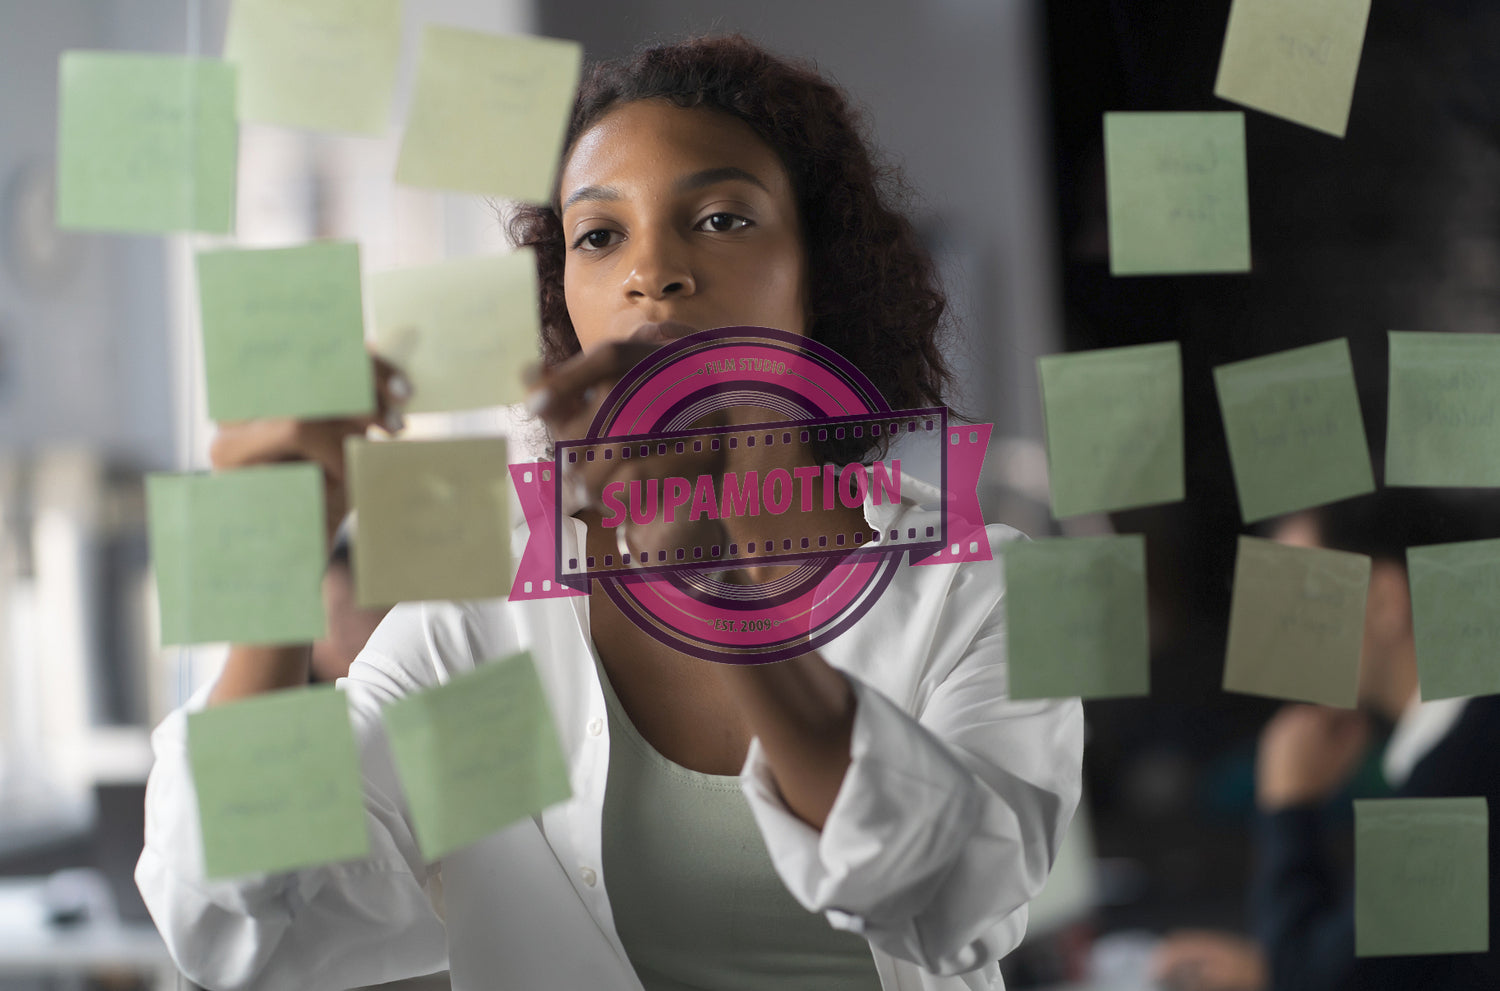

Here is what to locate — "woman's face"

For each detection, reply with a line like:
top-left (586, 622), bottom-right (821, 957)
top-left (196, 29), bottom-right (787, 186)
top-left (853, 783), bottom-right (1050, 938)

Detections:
top-left (558, 99), bottom-right (809, 351)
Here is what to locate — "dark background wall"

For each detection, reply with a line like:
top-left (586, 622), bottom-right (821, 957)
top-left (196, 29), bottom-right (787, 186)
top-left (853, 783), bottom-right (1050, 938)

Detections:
top-left (1042, 0), bottom-right (1500, 940)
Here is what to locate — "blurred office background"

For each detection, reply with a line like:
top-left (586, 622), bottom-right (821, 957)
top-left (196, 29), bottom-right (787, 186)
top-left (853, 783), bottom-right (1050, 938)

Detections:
top-left (1, 0), bottom-right (1496, 988)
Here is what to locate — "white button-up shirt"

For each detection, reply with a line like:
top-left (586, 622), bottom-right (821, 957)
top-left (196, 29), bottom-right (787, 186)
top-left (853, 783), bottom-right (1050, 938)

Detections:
top-left (136, 477), bottom-right (1084, 991)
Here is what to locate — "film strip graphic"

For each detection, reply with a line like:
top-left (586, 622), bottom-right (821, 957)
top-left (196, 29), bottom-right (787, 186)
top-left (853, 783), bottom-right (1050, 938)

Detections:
top-left (509, 409), bottom-right (992, 600)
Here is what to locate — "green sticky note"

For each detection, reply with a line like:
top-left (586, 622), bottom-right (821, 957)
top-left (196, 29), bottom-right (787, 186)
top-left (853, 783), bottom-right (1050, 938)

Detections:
top-left (1038, 341), bottom-right (1184, 518)
top-left (347, 436), bottom-right (512, 607)
top-left (1215, 0), bottom-right (1371, 139)
top-left (188, 686), bottom-right (370, 878)
top-left (223, 0), bottom-right (403, 134)
top-left (1407, 539), bottom-right (1500, 701)
top-left (1386, 331), bottom-right (1500, 487)
top-left (395, 27), bottom-right (583, 202)
top-left (1003, 535), bottom-right (1150, 700)
top-left (146, 464), bottom-right (326, 646)
top-left (1103, 112), bottom-right (1251, 276)
top-left (1214, 338), bottom-right (1375, 524)
top-left (56, 52), bottom-right (237, 234)
top-left (197, 241), bottom-right (374, 421)
top-left (1355, 797), bottom-right (1489, 957)
top-left (382, 652), bottom-right (571, 860)
top-left (1223, 535), bottom-right (1369, 707)
top-left (371, 252), bottom-right (542, 413)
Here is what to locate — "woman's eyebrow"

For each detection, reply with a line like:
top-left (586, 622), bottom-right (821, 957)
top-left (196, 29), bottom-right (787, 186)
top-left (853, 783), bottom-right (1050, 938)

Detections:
top-left (561, 168), bottom-right (769, 213)
top-left (562, 184), bottom-right (620, 212)
top-left (673, 166), bottom-right (769, 194)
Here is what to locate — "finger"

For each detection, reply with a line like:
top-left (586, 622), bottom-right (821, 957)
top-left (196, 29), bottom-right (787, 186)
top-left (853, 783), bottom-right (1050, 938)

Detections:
top-left (529, 339), bottom-right (660, 423)
top-left (368, 351), bottom-right (412, 433)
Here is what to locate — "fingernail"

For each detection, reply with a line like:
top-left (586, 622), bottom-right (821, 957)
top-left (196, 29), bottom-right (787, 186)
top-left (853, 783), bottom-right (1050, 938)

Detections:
top-left (388, 374), bottom-right (412, 400)
top-left (524, 388), bottom-right (551, 415)
top-left (384, 410), bottom-right (405, 434)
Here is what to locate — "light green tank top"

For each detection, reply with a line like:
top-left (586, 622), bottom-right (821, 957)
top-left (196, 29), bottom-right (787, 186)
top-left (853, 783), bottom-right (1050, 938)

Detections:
top-left (596, 655), bottom-right (882, 991)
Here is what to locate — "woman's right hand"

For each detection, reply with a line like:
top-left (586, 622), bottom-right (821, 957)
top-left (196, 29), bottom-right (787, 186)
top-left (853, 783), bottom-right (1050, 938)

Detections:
top-left (204, 355), bottom-right (412, 706)
top-left (207, 354), bottom-right (412, 552)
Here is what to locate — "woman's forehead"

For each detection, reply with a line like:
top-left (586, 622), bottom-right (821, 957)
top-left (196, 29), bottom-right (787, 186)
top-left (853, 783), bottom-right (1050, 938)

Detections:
top-left (560, 100), bottom-right (791, 197)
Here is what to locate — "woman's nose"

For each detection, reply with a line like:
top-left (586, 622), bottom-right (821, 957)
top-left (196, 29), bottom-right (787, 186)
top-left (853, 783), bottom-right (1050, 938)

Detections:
top-left (623, 233), bottom-right (696, 300)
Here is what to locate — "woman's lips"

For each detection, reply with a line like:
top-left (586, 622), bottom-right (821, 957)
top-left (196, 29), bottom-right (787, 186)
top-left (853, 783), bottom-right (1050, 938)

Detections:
top-left (629, 320), bottom-right (700, 342)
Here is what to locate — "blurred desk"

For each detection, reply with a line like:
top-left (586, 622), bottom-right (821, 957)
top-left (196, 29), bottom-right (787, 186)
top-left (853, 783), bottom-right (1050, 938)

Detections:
top-left (0, 877), bottom-right (176, 991)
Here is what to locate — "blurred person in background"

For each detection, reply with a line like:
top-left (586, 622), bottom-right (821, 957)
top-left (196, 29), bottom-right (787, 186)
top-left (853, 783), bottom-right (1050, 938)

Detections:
top-left (1153, 489), bottom-right (1500, 991)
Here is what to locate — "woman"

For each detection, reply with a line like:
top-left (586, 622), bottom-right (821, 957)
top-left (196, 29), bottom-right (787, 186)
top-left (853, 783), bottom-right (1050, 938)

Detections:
top-left (137, 35), bottom-right (1083, 991)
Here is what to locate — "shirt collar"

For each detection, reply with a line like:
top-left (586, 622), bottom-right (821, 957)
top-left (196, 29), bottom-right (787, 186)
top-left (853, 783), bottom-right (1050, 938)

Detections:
top-left (1383, 689), bottom-right (1470, 789)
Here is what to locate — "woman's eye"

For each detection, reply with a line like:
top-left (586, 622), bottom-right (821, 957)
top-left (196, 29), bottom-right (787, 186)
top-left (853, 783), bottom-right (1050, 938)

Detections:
top-left (575, 229), bottom-right (619, 250)
top-left (698, 213), bottom-right (751, 233)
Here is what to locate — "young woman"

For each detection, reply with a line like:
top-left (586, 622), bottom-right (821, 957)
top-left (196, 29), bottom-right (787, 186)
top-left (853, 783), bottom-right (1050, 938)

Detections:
top-left (137, 35), bottom-right (1083, 991)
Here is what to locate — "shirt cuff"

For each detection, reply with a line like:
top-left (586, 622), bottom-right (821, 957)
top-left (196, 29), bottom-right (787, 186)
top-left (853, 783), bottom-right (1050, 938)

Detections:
top-left (739, 673), bottom-right (984, 929)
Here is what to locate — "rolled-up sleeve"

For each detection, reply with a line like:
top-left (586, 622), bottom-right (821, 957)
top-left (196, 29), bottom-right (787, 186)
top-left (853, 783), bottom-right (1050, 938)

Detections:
top-left (740, 530), bottom-right (1085, 977)
top-left (135, 615), bottom-right (451, 990)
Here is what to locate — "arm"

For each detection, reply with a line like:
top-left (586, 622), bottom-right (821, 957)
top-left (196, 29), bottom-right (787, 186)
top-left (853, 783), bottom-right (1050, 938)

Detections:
top-left (136, 604), bottom-right (450, 990)
top-left (1247, 705), bottom-right (1370, 991)
top-left (713, 649), bottom-right (855, 831)
top-left (1248, 806), bottom-right (1354, 991)
top-left (738, 526), bottom-right (1085, 976)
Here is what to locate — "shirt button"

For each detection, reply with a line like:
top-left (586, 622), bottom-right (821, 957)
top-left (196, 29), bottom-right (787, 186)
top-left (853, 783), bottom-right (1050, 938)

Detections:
top-left (587, 717), bottom-right (604, 737)
top-left (579, 866), bottom-right (597, 887)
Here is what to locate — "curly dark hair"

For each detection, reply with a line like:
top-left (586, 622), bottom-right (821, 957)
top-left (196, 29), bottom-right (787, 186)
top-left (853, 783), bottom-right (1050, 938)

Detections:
top-left (508, 34), bottom-right (958, 447)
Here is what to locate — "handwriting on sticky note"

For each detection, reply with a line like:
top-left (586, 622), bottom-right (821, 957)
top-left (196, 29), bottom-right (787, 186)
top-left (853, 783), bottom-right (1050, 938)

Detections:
top-left (1103, 112), bottom-right (1251, 276)
top-left (146, 464), bottom-right (327, 646)
top-left (1407, 538), bottom-right (1500, 700)
top-left (197, 242), bottom-right (374, 422)
top-left (1003, 535), bottom-right (1150, 700)
top-left (56, 52), bottom-right (237, 234)
top-left (347, 436), bottom-right (513, 607)
top-left (1223, 536), bottom-right (1369, 707)
top-left (1386, 331), bottom-right (1500, 487)
top-left (224, 0), bottom-right (402, 134)
top-left (1354, 797), bottom-right (1489, 957)
top-left (1213, 338), bottom-right (1374, 523)
top-left (382, 652), bottom-right (571, 860)
top-left (1039, 341), bottom-right (1184, 518)
top-left (371, 252), bottom-right (542, 413)
top-left (1215, 0), bottom-right (1371, 139)
top-left (188, 687), bottom-right (369, 878)
top-left (395, 27), bottom-right (582, 202)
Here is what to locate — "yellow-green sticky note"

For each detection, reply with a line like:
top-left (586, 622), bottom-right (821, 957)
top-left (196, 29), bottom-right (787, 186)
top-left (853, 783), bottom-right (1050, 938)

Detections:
top-left (1223, 535), bottom-right (1369, 707)
top-left (1214, 338), bottom-right (1374, 524)
top-left (1355, 797), bottom-right (1489, 957)
top-left (56, 52), bottom-right (237, 234)
top-left (1407, 538), bottom-right (1500, 701)
top-left (1386, 331), bottom-right (1500, 487)
top-left (1003, 535), bottom-right (1150, 700)
top-left (395, 27), bottom-right (582, 202)
top-left (223, 0), bottom-right (403, 134)
top-left (1038, 342), bottom-right (1184, 518)
top-left (382, 652), bottom-right (571, 860)
top-left (1215, 0), bottom-right (1371, 139)
top-left (347, 436), bottom-right (512, 607)
top-left (1103, 112), bottom-right (1251, 276)
top-left (146, 464), bottom-right (326, 646)
top-left (188, 686), bottom-right (370, 879)
top-left (370, 252), bottom-right (541, 413)
top-left (197, 241), bottom-right (374, 421)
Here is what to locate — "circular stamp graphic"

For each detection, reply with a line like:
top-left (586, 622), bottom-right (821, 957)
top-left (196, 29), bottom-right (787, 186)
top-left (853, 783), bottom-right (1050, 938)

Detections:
top-left (511, 327), bottom-right (991, 664)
